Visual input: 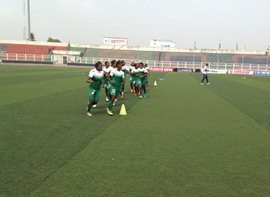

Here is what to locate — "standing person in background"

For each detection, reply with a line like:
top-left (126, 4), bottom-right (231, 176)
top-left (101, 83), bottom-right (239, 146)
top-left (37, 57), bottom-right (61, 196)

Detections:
top-left (201, 63), bottom-right (210, 85)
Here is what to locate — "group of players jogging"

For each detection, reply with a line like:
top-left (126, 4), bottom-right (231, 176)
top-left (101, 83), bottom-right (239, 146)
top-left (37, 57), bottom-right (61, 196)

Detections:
top-left (86, 60), bottom-right (149, 117)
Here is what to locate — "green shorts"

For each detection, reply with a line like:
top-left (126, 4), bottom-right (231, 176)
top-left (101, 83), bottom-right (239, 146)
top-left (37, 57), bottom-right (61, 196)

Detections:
top-left (109, 85), bottom-right (121, 97)
top-left (88, 86), bottom-right (101, 102)
top-left (104, 81), bottom-right (109, 88)
top-left (135, 78), bottom-right (142, 86)
top-left (141, 78), bottom-right (148, 86)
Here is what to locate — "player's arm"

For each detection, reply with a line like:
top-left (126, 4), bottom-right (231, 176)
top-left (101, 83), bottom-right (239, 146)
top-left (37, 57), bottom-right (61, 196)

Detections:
top-left (107, 73), bottom-right (114, 85)
top-left (86, 76), bottom-right (93, 83)
top-left (86, 70), bottom-right (95, 83)
top-left (121, 73), bottom-right (125, 83)
top-left (142, 73), bottom-right (148, 78)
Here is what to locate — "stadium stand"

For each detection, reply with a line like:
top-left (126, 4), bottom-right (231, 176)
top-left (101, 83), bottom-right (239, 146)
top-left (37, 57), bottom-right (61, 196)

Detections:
top-left (0, 40), bottom-right (269, 67)
top-left (234, 55), bottom-right (268, 65)
top-left (0, 40), bottom-right (67, 55)
top-left (206, 53), bottom-right (233, 63)
top-left (169, 53), bottom-right (203, 62)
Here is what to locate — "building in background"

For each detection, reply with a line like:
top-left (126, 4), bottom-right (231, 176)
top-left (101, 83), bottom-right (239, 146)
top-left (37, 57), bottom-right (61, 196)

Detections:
top-left (150, 39), bottom-right (175, 48)
top-left (103, 37), bottom-right (128, 46)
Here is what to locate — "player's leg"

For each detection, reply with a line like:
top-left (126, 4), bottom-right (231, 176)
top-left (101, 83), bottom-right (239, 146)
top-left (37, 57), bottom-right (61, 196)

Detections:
top-left (107, 86), bottom-right (116, 116)
top-left (206, 74), bottom-right (210, 84)
top-left (132, 79), bottom-right (137, 93)
top-left (137, 79), bottom-right (143, 98)
top-left (105, 84), bottom-right (110, 102)
top-left (129, 78), bottom-right (134, 93)
top-left (120, 83), bottom-right (124, 98)
top-left (94, 90), bottom-right (101, 105)
top-left (87, 87), bottom-right (96, 116)
top-left (201, 74), bottom-right (206, 84)
top-left (142, 81), bottom-right (147, 98)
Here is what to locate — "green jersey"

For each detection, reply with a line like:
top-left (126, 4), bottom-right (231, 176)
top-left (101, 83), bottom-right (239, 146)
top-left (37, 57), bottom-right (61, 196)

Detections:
top-left (110, 69), bottom-right (125, 88)
top-left (131, 67), bottom-right (140, 80)
top-left (88, 69), bottom-right (104, 90)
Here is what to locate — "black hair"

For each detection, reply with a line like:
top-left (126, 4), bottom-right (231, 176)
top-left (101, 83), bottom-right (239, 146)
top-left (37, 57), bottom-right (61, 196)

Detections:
top-left (116, 60), bottom-right (122, 66)
top-left (206, 63), bottom-right (209, 66)
top-left (105, 61), bottom-right (109, 65)
top-left (95, 61), bottom-right (102, 69)
top-left (111, 60), bottom-right (116, 65)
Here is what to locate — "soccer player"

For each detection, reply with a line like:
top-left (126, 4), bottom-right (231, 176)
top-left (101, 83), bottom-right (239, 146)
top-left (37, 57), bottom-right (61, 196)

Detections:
top-left (86, 61), bottom-right (104, 117)
top-left (129, 62), bottom-right (135, 93)
top-left (201, 63), bottom-right (210, 85)
top-left (106, 60), bottom-right (125, 116)
top-left (103, 61), bottom-right (112, 102)
top-left (121, 60), bottom-right (132, 98)
top-left (130, 63), bottom-right (140, 95)
top-left (111, 60), bottom-right (117, 70)
top-left (141, 63), bottom-right (149, 98)
top-left (136, 62), bottom-right (148, 99)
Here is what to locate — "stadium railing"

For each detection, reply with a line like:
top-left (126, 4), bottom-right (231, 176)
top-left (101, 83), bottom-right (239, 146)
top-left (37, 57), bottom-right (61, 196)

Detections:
top-left (68, 56), bottom-right (270, 71)
top-left (0, 52), bottom-right (269, 71)
top-left (0, 52), bottom-right (53, 64)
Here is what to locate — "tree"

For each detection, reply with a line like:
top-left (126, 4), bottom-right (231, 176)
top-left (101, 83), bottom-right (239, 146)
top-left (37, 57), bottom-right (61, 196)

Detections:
top-left (67, 42), bottom-right (71, 51)
top-left (47, 37), bottom-right (61, 43)
top-left (28, 33), bottom-right (35, 41)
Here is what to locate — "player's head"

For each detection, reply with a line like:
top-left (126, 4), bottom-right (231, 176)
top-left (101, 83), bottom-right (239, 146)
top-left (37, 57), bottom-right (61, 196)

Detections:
top-left (116, 60), bottom-right (122, 70)
top-left (122, 60), bottom-right (126, 66)
top-left (105, 61), bottom-right (110, 68)
top-left (95, 61), bottom-right (103, 71)
top-left (111, 60), bottom-right (117, 68)
top-left (144, 63), bottom-right (148, 68)
top-left (139, 62), bottom-right (144, 68)
top-left (205, 63), bottom-right (209, 67)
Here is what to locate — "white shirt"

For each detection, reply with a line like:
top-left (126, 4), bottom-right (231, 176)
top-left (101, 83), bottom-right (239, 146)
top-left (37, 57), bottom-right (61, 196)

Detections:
top-left (122, 65), bottom-right (132, 72)
top-left (103, 66), bottom-right (114, 73)
top-left (142, 68), bottom-right (149, 74)
top-left (110, 69), bottom-right (125, 78)
top-left (201, 66), bottom-right (209, 74)
top-left (144, 66), bottom-right (150, 72)
top-left (131, 67), bottom-right (140, 74)
top-left (89, 69), bottom-right (104, 78)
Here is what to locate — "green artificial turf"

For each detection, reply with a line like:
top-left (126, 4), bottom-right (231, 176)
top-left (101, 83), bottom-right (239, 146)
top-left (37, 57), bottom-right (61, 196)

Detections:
top-left (1, 65), bottom-right (270, 197)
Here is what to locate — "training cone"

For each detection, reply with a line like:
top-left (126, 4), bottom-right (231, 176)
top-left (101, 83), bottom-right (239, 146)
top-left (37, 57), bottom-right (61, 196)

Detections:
top-left (154, 81), bottom-right (158, 86)
top-left (119, 104), bottom-right (127, 116)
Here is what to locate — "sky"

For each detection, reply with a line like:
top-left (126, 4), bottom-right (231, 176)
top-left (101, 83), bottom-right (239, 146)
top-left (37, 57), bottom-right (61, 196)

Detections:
top-left (0, 0), bottom-right (269, 50)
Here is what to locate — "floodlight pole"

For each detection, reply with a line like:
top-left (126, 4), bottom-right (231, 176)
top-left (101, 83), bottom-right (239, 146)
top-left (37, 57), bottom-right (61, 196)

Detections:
top-left (27, 0), bottom-right (31, 40)
top-left (267, 45), bottom-right (270, 66)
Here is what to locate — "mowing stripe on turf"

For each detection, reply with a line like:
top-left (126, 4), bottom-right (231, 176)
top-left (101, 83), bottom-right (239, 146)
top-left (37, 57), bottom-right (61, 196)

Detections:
top-left (0, 77), bottom-right (88, 106)
top-left (206, 75), bottom-right (270, 131)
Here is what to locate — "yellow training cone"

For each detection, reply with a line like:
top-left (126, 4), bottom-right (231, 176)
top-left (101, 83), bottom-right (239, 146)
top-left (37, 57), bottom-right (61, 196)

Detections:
top-left (154, 81), bottom-right (158, 86)
top-left (119, 104), bottom-right (127, 116)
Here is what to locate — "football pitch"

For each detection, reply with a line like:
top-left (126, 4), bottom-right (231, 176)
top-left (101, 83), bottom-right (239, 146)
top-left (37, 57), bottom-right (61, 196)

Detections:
top-left (1, 64), bottom-right (270, 197)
